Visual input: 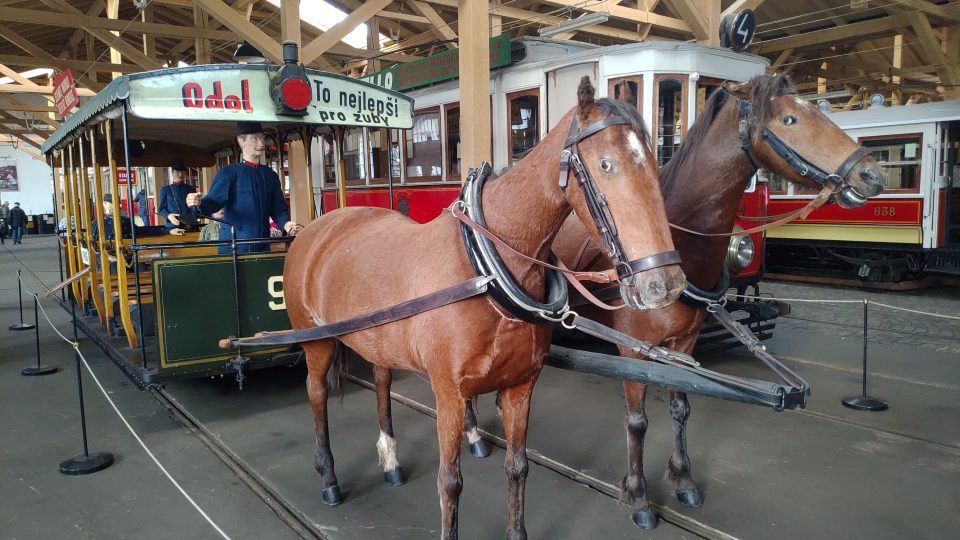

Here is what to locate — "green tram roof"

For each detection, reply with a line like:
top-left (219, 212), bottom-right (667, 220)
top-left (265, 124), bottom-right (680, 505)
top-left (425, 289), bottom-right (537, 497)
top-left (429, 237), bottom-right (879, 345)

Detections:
top-left (41, 64), bottom-right (413, 156)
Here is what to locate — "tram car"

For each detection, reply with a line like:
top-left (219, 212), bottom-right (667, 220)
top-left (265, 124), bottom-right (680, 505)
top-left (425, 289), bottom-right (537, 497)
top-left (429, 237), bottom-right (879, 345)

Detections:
top-left (42, 50), bottom-right (414, 384)
top-left (325, 37), bottom-right (779, 349)
top-left (765, 100), bottom-right (960, 282)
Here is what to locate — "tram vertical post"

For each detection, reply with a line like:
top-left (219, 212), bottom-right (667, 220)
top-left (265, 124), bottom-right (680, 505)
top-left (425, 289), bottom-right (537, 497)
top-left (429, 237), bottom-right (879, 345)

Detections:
top-left (59, 294), bottom-right (114, 475)
top-left (9, 269), bottom-right (36, 331)
top-left (21, 293), bottom-right (57, 376)
top-left (842, 299), bottom-right (888, 411)
top-left (122, 110), bottom-right (150, 371)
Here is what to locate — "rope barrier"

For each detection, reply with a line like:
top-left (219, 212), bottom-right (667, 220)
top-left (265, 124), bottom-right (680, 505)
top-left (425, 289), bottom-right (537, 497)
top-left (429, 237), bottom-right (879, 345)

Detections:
top-left (728, 291), bottom-right (960, 321)
top-left (11, 269), bottom-right (231, 540)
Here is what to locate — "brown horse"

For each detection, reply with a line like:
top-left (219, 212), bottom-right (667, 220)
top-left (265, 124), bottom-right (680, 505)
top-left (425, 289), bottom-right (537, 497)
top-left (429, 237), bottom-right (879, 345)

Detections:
top-left (543, 74), bottom-right (886, 528)
top-left (282, 78), bottom-right (685, 539)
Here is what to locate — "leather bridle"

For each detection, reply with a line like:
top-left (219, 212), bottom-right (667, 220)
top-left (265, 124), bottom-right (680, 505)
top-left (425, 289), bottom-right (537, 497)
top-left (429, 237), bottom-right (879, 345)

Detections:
top-left (558, 114), bottom-right (681, 282)
top-left (737, 97), bottom-right (872, 201)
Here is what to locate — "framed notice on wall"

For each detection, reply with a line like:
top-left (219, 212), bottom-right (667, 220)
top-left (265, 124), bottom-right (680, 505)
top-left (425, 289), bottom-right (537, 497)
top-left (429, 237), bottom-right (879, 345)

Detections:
top-left (0, 164), bottom-right (18, 191)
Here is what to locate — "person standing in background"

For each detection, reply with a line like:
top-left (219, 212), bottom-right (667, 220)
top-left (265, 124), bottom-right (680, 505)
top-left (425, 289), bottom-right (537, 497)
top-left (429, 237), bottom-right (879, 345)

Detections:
top-left (9, 201), bottom-right (27, 244)
top-left (157, 158), bottom-right (196, 229)
top-left (0, 201), bottom-right (9, 245)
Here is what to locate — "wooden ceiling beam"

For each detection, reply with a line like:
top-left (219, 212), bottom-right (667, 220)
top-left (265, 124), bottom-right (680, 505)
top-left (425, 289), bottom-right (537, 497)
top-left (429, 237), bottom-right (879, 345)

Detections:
top-left (301, 0), bottom-right (393, 64)
top-left (0, 83), bottom-right (96, 96)
top-left (906, 11), bottom-right (960, 87)
top-left (194, 0), bottom-right (282, 64)
top-left (0, 54), bottom-right (139, 74)
top-left (408, 1), bottom-right (459, 50)
top-left (493, 6), bottom-right (645, 41)
top-left (534, 0), bottom-right (692, 34)
top-left (754, 14), bottom-right (911, 53)
top-left (59, 0), bottom-right (106, 60)
top-left (661, 0), bottom-right (709, 40)
top-left (0, 6), bottom-right (238, 42)
top-left (0, 95), bottom-right (59, 128)
top-left (722, 0), bottom-right (765, 18)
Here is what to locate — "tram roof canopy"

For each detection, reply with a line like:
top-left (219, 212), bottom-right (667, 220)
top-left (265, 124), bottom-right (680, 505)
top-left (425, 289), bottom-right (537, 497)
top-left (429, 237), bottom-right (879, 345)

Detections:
top-left (827, 100), bottom-right (960, 129)
top-left (41, 64), bottom-right (413, 155)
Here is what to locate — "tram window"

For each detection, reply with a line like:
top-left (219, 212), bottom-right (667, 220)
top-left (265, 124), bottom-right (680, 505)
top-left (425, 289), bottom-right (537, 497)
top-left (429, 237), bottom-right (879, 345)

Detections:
top-left (342, 127), bottom-right (366, 184)
top-left (609, 78), bottom-right (640, 110)
top-left (861, 134), bottom-right (921, 192)
top-left (445, 105), bottom-right (461, 181)
top-left (320, 134), bottom-right (336, 188)
top-left (508, 91), bottom-right (539, 165)
top-left (405, 110), bottom-right (442, 182)
top-left (368, 128), bottom-right (391, 185)
top-left (656, 77), bottom-right (685, 166)
top-left (762, 171), bottom-right (819, 196)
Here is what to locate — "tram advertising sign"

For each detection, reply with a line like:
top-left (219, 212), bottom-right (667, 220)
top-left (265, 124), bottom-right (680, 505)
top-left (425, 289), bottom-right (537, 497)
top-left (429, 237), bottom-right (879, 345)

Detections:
top-left (53, 69), bottom-right (79, 118)
top-left (361, 33), bottom-right (512, 92)
top-left (127, 67), bottom-right (413, 129)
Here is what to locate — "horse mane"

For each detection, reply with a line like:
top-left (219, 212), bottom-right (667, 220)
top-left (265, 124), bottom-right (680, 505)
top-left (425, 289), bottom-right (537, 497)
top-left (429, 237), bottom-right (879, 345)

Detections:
top-left (659, 73), bottom-right (795, 192)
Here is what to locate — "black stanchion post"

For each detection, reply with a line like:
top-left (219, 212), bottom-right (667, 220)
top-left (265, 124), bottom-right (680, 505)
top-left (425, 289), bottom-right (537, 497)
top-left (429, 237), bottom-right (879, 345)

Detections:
top-left (9, 269), bottom-right (36, 331)
top-left (21, 294), bottom-right (57, 376)
top-left (842, 299), bottom-right (888, 412)
top-left (59, 294), bottom-right (114, 475)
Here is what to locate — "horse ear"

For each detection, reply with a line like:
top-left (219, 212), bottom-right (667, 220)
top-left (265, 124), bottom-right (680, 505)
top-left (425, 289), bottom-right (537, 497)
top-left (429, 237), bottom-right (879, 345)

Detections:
top-left (723, 81), bottom-right (748, 99)
top-left (577, 76), bottom-right (595, 121)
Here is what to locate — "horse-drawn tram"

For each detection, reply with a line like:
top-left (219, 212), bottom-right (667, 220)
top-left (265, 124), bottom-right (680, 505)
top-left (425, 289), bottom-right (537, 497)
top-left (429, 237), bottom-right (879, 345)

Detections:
top-left (41, 44), bottom-right (414, 384)
top-left (42, 34), bottom-right (893, 537)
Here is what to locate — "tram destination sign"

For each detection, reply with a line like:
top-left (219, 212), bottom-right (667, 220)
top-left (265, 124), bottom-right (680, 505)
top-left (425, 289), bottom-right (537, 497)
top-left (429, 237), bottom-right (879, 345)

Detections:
top-left (127, 68), bottom-right (413, 129)
top-left (361, 33), bottom-right (512, 92)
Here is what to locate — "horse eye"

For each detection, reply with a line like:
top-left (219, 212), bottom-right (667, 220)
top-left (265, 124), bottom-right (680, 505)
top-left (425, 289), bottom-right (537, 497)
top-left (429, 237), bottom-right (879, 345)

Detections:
top-left (600, 158), bottom-right (613, 172)
top-left (781, 115), bottom-right (797, 126)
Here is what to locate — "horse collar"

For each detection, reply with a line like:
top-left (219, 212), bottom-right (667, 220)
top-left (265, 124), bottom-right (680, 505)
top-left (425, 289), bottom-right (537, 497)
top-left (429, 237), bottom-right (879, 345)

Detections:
top-left (457, 163), bottom-right (569, 323)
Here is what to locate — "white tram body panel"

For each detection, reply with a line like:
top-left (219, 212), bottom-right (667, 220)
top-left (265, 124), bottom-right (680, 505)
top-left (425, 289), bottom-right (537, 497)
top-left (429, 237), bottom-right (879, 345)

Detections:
top-left (406, 39), bottom-right (768, 174)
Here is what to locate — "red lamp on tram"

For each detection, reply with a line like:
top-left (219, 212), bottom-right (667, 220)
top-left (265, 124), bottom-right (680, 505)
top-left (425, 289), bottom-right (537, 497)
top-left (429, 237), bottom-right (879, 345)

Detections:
top-left (272, 40), bottom-right (312, 116)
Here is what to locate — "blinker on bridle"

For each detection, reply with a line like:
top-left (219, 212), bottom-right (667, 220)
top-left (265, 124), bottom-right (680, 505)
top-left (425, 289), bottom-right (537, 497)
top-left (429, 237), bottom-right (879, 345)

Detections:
top-left (737, 97), bottom-right (872, 196)
top-left (559, 114), bottom-right (681, 282)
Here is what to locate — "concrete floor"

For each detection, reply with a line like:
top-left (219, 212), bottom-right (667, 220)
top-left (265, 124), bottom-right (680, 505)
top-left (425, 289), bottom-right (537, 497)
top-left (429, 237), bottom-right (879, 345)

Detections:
top-left (3, 235), bottom-right (959, 539)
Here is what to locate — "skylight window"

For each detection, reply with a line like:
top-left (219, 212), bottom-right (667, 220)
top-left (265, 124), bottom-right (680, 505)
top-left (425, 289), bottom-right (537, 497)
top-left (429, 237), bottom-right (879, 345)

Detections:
top-left (265, 0), bottom-right (389, 50)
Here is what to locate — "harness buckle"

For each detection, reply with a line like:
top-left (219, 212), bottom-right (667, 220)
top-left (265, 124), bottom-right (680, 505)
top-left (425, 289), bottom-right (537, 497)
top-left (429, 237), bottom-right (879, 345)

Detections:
top-left (615, 261), bottom-right (633, 282)
top-left (558, 149), bottom-right (572, 189)
top-left (824, 174), bottom-right (844, 194)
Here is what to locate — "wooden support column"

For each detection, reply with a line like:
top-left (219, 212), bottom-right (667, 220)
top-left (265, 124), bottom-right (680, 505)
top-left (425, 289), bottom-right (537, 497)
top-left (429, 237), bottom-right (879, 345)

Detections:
top-left (287, 139), bottom-right (310, 225)
top-left (194, 4), bottom-right (211, 64)
top-left (280, 0), bottom-right (301, 50)
top-left (947, 24), bottom-right (960, 100)
top-left (458, 0), bottom-right (491, 174)
top-left (106, 0), bottom-right (121, 79)
top-left (366, 17), bottom-right (382, 75)
top-left (142, 2), bottom-right (156, 60)
top-left (490, 0), bottom-right (502, 37)
top-left (891, 34), bottom-right (903, 105)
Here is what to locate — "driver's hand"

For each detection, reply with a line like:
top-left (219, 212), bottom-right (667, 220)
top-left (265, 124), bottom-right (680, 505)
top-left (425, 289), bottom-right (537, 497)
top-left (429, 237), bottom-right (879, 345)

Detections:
top-left (168, 213), bottom-right (181, 226)
top-left (169, 228), bottom-right (185, 236)
top-left (186, 193), bottom-right (201, 207)
top-left (284, 221), bottom-right (303, 236)
top-left (108, 254), bottom-right (117, 262)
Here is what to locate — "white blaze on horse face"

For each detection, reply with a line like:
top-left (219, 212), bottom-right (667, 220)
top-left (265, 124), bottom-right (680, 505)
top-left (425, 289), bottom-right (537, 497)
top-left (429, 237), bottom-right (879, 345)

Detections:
top-left (376, 430), bottom-right (399, 472)
top-left (626, 131), bottom-right (646, 165)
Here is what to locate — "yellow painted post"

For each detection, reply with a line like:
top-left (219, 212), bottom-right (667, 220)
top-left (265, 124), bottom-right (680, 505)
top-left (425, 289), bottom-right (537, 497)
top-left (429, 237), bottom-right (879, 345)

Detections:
top-left (90, 129), bottom-right (113, 323)
top-left (105, 122), bottom-right (139, 349)
top-left (78, 133), bottom-right (106, 325)
top-left (61, 153), bottom-right (80, 302)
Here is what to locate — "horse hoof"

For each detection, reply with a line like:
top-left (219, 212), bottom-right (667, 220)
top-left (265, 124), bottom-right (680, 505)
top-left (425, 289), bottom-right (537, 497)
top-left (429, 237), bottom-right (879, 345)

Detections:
top-left (631, 508), bottom-right (658, 529)
top-left (384, 468), bottom-right (406, 486)
top-left (470, 440), bottom-right (491, 459)
top-left (677, 489), bottom-right (703, 508)
top-left (321, 485), bottom-right (343, 506)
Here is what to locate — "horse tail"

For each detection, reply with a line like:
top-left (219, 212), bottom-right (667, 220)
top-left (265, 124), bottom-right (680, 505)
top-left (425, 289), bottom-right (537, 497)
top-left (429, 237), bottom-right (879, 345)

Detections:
top-left (327, 341), bottom-right (356, 402)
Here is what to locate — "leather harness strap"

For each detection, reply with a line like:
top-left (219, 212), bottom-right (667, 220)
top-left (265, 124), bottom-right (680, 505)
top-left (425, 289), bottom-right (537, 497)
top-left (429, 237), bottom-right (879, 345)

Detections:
top-left (219, 276), bottom-right (494, 348)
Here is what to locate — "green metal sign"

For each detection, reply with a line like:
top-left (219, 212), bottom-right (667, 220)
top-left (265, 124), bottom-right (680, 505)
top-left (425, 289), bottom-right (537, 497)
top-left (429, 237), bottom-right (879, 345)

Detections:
top-left (362, 33), bottom-right (512, 92)
top-left (154, 253), bottom-right (291, 376)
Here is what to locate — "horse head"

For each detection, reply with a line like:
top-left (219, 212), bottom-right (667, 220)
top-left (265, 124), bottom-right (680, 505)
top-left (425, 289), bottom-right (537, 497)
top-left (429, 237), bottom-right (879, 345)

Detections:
top-left (726, 74), bottom-right (886, 208)
top-left (563, 76), bottom-right (685, 310)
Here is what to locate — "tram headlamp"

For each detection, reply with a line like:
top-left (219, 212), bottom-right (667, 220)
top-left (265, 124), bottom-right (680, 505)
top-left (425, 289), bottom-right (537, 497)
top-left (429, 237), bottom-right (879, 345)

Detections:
top-left (724, 228), bottom-right (755, 274)
top-left (272, 40), bottom-right (311, 117)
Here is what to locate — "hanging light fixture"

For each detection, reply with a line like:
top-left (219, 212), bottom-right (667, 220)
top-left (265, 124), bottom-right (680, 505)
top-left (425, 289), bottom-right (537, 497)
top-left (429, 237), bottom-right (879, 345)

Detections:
top-left (538, 12), bottom-right (610, 38)
top-left (234, 41), bottom-right (266, 64)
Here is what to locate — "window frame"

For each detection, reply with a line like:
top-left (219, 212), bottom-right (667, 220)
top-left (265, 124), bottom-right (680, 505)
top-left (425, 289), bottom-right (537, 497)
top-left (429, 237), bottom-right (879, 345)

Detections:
top-left (404, 106), bottom-right (443, 184)
top-left (652, 74), bottom-right (689, 166)
top-left (858, 133), bottom-right (923, 194)
top-left (607, 76), bottom-right (643, 112)
top-left (506, 88), bottom-right (541, 166)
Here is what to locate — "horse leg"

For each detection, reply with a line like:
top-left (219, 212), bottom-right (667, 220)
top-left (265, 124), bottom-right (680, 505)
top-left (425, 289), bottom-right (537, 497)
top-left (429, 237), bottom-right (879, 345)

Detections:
top-left (499, 375), bottom-right (538, 540)
top-left (464, 398), bottom-right (491, 458)
top-left (667, 390), bottom-right (703, 508)
top-left (374, 366), bottom-right (405, 486)
top-left (303, 340), bottom-right (342, 506)
top-left (620, 381), bottom-right (657, 529)
top-left (435, 390), bottom-right (467, 540)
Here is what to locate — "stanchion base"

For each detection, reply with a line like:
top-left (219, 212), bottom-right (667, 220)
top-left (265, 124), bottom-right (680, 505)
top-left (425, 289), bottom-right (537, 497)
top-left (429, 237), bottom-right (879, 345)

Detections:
top-left (59, 452), bottom-right (114, 475)
top-left (841, 395), bottom-right (888, 411)
top-left (21, 365), bottom-right (58, 376)
top-left (9, 323), bottom-right (36, 331)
